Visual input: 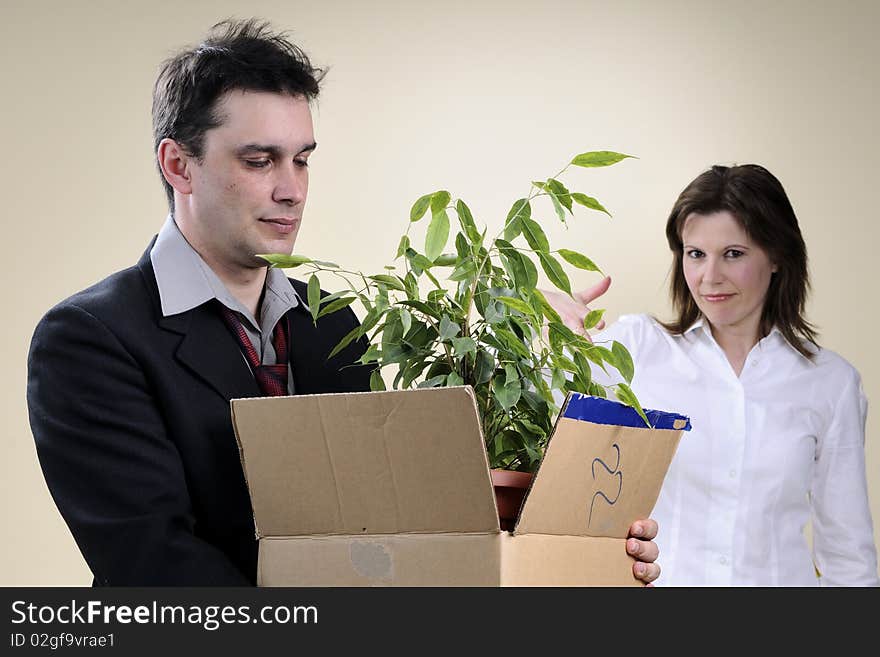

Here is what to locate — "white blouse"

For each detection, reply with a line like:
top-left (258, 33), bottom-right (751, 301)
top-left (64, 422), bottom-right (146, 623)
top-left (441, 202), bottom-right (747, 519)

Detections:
top-left (592, 314), bottom-right (879, 586)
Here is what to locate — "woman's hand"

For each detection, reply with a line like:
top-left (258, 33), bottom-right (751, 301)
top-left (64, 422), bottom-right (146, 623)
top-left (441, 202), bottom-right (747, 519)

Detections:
top-left (541, 275), bottom-right (612, 338)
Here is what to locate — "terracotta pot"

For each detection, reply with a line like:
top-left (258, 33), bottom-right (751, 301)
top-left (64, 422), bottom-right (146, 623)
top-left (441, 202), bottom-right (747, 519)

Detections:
top-left (490, 469), bottom-right (534, 532)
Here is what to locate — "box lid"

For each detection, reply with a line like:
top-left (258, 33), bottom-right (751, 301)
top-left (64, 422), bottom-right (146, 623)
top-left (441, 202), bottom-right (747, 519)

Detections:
top-left (515, 394), bottom-right (689, 538)
top-left (231, 386), bottom-right (500, 537)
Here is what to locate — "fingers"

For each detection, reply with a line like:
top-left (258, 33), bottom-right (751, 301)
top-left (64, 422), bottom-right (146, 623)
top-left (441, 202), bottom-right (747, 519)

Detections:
top-left (629, 518), bottom-right (658, 541)
top-left (574, 275), bottom-right (611, 305)
top-left (633, 560), bottom-right (661, 584)
top-left (627, 537), bottom-right (659, 563)
top-left (627, 518), bottom-right (661, 585)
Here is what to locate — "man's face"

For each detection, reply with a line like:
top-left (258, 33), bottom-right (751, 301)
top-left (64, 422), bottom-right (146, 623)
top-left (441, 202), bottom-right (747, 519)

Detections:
top-left (183, 90), bottom-right (315, 272)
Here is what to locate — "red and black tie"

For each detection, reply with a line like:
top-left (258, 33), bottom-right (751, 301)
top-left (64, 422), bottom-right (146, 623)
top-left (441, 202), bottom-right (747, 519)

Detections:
top-left (218, 305), bottom-right (290, 397)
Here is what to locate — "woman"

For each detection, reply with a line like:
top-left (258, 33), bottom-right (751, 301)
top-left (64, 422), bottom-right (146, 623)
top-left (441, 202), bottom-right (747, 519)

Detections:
top-left (550, 164), bottom-right (878, 586)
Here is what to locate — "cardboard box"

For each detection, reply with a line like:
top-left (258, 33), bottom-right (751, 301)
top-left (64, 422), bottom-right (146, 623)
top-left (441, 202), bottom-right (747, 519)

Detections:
top-left (231, 386), bottom-right (689, 586)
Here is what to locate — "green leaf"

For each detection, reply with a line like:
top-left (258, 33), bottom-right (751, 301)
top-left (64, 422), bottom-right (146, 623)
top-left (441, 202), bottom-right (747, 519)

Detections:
top-left (439, 315), bottom-right (460, 340)
top-left (307, 274), bottom-right (321, 324)
top-left (570, 151), bottom-right (635, 168)
top-left (573, 350), bottom-right (593, 389)
top-left (520, 217), bottom-right (550, 253)
top-left (425, 209), bottom-right (450, 261)
top-left (447, 371), bottom-right (464, 387)
top-left (398, 299), bottom-right (442, 320)
top-left (548, 190), bottom-right (566, 224)
top-left (537, 252), bottom-right (571, 295)
top-left (430, 190), bottom-right (451, 213)
top-left (360, 344), bottom-right (381, 364)
top-left (399, 308), bottom-right (412, 335)
top-left (483, 300), bottom-right (506, 325)
top-left (448, 258), bottom-right (476, 282)
top-left (451, 336), bottom-right (477, 356)
top-left (612, 340), bottom-right (635, 384)
top-left (551, 368), bottom-right (566, 391)
top-left (571, 193), bottom-right (612, 217)
top-left (583, 308), bottom-right (605, 330)
top-left (316, 296), bottom-right (356, 318)
top-left (395, 234), bottom-right (411, 259)
top-left (496, 295), bottom-right (536, 317)
top-left (456, 200), bottom-right (482, 244)
top-left (557, 248), bottom-right (601, 273)
top-left (368, 274), bottom-right (406, 291)
top-left (496, 240), bottom-right (537, 291)
top-left (547, 178), bottom-right (573, 212)
top-left (493, 367), bottom-right (522, 410)
top-left (593, 344), bottom-right (618, 370)
top-left (532, 289), bottom-right (562, 324)
top-left (473, 349), bottom-right (495, 384)
top-left (494, 328), bottom-right (531, 359)
top-left (419, 374), bottom-right (448, 388)
top-left (370, 369), bottom-right (386, 391)
top-left (433, 253), bottom-right (458, 266)
top-left (327, 322), bottom-right (365, 359)
top-left (410, 194), bottom-right (432, 222)
top-left (257, 253), bottom-right (313, 268)
top-left (405, 248), bottom-right (435, 275)
top-left (504, 199), bottom-right (530, 241)
top-left (615, 382), bottom-right (649, 426)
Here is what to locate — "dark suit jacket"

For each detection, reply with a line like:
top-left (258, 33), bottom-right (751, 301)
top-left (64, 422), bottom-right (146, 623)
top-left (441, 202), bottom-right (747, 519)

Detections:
top-left (26, 242), bottom-right (371, 585)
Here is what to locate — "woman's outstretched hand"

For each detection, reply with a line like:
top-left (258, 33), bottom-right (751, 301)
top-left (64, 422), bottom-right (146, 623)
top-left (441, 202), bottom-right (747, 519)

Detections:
top-left (541, 275), bottom-right (612, 339)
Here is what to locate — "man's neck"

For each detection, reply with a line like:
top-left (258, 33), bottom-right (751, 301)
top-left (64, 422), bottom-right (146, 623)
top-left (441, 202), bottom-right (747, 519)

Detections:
top-left (204, 258), bottom-right (267, 318)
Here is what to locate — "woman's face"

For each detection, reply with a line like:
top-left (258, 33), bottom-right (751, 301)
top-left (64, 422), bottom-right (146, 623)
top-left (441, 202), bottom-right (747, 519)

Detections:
top-left (681, 210), bottom-right (777, 340)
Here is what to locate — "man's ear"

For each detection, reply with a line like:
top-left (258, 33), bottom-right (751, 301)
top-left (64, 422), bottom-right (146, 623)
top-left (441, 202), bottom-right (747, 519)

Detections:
top-left (157, 138), bottom-right (194, 196)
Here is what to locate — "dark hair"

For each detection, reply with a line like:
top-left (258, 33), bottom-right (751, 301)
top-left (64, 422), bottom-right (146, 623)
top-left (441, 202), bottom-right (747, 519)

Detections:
top-left (659, 164), bottom-right (818, 359)
top-left (151, 18), bottom-right (325, 210)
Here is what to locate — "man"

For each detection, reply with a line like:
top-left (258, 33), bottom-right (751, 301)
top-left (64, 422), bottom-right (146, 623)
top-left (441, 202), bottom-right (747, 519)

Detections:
top-left (26, 19), bottom-right (661, 585)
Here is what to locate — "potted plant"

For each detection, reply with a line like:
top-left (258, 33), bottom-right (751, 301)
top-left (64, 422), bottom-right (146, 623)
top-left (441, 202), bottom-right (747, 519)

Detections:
top-left (260, 150), bottom-right (646, 529)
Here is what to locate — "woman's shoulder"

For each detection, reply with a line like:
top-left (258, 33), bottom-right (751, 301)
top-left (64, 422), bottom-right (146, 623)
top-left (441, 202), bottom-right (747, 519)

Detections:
top-left (605, 313), bottom-right (674, 340)
top-left (593, 313), bottom-right (677, 355)
top-left (807, 343), bottom-right (863, 389)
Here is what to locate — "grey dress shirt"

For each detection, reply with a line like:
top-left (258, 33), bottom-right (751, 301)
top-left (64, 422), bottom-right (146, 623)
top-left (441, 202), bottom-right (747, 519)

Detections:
top-left (150, 216), bottom-right (300, 393)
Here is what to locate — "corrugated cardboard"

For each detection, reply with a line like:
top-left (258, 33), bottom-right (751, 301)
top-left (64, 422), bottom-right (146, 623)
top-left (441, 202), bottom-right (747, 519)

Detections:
top-left (231, 386), bottom-right (686, 586)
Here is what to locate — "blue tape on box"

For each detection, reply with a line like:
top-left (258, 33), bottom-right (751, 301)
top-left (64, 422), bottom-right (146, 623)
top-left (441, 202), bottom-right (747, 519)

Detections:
top-left (562, 392), bottom-right (691, 431)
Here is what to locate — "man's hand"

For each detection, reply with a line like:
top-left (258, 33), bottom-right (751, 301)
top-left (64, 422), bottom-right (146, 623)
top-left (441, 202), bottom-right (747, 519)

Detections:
top-left (627, 518), bottom-right (660, 586)
top-left (541, 275), bottom-right (612, 338)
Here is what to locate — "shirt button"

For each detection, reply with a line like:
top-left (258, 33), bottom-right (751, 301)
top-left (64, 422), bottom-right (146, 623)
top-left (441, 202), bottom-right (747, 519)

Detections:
top-left (729, 469), bottom-right (736, 478)
top-left (720, 555), bottom-right (728, 565)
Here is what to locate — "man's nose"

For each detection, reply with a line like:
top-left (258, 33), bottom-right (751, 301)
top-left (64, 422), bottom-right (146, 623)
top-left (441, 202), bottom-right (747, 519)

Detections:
top-left (272, 162), bottom-right (307, 205)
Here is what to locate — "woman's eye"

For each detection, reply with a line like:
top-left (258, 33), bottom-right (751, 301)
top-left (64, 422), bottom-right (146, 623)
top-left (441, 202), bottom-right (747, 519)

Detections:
top-left (686, 249), bottom-right (703, 259)
top-left (725, 249), bottom-right (744, 258)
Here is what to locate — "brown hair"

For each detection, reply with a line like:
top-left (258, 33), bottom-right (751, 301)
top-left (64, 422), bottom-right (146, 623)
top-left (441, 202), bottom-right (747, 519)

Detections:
top-left (152, 18), bottom-right (325, 211)
top-left (659, 164), bottom-right (818, 359)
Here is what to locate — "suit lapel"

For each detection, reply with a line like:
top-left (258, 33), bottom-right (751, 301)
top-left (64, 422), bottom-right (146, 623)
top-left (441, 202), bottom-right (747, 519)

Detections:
top-left (138, 244), bottom-right (260, 402)
top-left (173, 304), bottom-right (261, 400)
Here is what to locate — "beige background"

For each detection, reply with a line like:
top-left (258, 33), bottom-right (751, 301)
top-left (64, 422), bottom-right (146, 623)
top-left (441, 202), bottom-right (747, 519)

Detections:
top-left (1, 0), bottom-right (877, 584)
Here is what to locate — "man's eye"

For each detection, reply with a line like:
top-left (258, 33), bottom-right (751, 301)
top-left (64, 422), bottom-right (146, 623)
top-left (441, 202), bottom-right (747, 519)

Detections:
top-left (245, 159), bottom-right (270, 168)
top-left (294, 159), bottom-right (309, 168)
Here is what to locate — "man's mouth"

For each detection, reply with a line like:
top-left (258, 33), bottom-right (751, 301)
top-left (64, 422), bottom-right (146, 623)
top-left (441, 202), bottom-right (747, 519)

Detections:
top-left (259, 217), bottom-right (299, 234)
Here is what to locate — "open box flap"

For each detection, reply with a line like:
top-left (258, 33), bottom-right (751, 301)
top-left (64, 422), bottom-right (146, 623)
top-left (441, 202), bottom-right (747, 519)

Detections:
top-left (516, 393), bottom-right (689, 538)
top-left (232, 386), bottom-right (499, 537)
